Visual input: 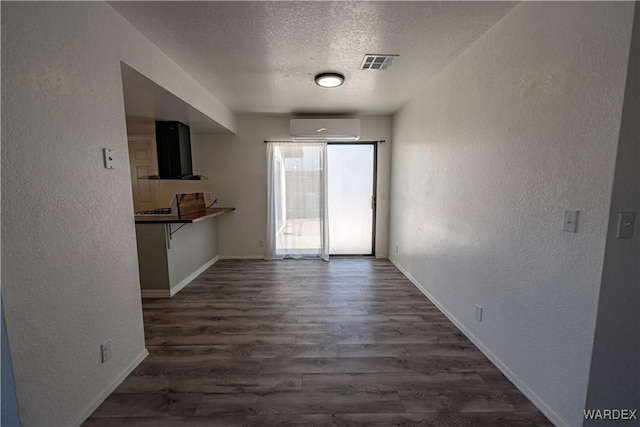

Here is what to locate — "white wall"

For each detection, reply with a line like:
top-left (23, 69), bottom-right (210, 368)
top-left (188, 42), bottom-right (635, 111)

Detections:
top-left (388, 2), bottom-right (635, 426)
top-left (1, 2), bottom-right (234, 426)
top-left (192, 114), bottom-right (391, 259)
top-left (135, 220), bottom-right (219, 296)
top-left (125, 117), bottom-right (217, 209)
top-left (167, 219), bottom-right (219, 291)
top-left (585, 4), bottom-right (640, 423)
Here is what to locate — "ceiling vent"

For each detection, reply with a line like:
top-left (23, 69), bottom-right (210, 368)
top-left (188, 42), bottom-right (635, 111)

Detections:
top-left (360, 54), bottom-right (398, 70)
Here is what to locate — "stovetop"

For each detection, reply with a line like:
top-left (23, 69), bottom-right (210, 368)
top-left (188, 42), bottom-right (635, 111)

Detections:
top-left (135, 207), bottom-right (173, 216)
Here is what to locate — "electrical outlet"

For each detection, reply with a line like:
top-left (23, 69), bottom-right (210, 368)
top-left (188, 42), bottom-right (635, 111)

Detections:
top-left (101, 340), bottom-right (113, 363)
top-left (395, 245), bottom-right (399, 253)
top-left (259, 240), bottom-right (264, 248)
top-left (475, 305), bottom-right (483, 322)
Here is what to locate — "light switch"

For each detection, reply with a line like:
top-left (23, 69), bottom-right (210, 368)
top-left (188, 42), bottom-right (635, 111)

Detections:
top-left (475, 305), bottom-right (483, 322)
top-left (616, 212), bottom-right (635, 239)
top-left (103, 148), bottom-right (115, 169)
top-left (562, 210), bottom-right (579, 233)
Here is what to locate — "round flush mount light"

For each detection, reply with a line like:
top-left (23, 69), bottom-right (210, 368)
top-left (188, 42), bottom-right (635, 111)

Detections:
top-left (315, 72), bottom-right (345, 88)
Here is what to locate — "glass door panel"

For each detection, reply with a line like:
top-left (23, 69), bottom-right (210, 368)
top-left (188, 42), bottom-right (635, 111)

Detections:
top-left (327, 144), bottom-right (375, 255)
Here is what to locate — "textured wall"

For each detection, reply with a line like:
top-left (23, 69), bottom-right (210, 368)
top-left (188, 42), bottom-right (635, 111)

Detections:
top-left (135, 220), bottom-right (219, 293)
top-left (135, 224), bottom-right (170, 291)
top-left (167, 218), bottom-right (219, 289)
top-left (192, 114), bottom-right (392, 259)
top-left (1, 3), bottom-right (232, 426)
top-left (585, 4), bottom-right (640, 424)
top-left (389, 2), bottom-right (634, 426)
top-left (125, 116), bottom-right (217, 211)
top-left (1, 306), bottom-right (20, 427)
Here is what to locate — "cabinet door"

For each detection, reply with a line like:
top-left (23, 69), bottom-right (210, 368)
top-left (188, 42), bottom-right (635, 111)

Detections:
top-left (128, 135), bottom-right (158, 212)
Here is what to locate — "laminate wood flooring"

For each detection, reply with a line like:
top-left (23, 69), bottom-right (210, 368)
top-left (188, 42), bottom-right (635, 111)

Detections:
top-left (85, 258), bottom-right (551, 427)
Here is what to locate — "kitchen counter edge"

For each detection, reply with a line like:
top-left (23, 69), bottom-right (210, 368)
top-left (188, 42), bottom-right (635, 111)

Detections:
top-left (134, 207), bottom-right (235, 224)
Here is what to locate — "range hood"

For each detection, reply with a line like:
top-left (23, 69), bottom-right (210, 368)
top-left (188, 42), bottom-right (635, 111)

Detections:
top-left (147, 121), bottom-right (203, 180)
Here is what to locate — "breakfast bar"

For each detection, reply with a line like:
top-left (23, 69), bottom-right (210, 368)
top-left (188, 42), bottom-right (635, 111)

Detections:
top-left (134, 207), bottom-right (235, 225)
top-left (134, 195), bottom-right (235, 298)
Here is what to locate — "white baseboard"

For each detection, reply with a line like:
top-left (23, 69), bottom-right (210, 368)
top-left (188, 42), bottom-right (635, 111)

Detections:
top-left (169, 255), bottom-right (220, 297)
top-left (141, 255), bottom-right (220, 299)
top-left (69, 348), bottom-right (149, 427)
top-left (389, 256), bottom-right (567, 427)
top-left (140, 289), bottom-right (171, 298)
top-left (219, 255), bottom-right (264, 260)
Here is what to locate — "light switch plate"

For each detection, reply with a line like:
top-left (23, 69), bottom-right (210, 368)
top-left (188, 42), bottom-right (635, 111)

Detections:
top-left (562, 210), bottom-right (579, 233)
top-left (103, 148), bottom-right (115, 169)
top-left (616, 212), bottom-right (635, 239)
top-left (475, 304), bottom-right (483, 322)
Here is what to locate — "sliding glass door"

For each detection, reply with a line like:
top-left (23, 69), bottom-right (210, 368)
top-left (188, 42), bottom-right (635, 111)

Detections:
top-left (327, 143), bottom-right (376, 255)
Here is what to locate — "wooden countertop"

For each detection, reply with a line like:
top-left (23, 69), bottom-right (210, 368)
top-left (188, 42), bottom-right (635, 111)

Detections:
top-left (134, 207), bottom-right (235, 224)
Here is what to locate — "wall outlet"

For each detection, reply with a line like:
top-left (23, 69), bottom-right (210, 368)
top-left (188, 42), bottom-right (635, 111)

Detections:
top-left (475, 305), bottom-right (483, 322)
top-left (259, 240), bottom-right (264, 248)
top-left (101, 339), bottom-right (113, 363)
top-left (395, 245), bottom-right (399, 253)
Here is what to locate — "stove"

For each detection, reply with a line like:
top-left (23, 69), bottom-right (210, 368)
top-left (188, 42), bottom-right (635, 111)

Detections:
top-left (135, 207), bottom-right (174, 216)
top-left (135, 195), bottom-right (180, 217)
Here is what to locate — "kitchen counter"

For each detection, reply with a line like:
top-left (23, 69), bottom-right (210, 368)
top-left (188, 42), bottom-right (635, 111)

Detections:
top-left (134, 207), bottom-right (234, 298)
top-left (134, 207), bottom-right (235, 224)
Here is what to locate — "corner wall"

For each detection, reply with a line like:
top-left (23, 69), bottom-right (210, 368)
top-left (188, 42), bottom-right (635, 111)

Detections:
top-left (585, 4), bottom-right (640, 423)
top-left (388, 2), bottom-right (635, 426)
top-left (1, 3), bottom-right (233, 425)
top-left (192, 114), bottom-right (392, 259)
top-left (1, 305), bottom-right (20, 427)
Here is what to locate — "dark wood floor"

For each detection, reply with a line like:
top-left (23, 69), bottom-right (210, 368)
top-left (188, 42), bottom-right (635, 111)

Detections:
top-left (85, 258), bottom-right (551, 426)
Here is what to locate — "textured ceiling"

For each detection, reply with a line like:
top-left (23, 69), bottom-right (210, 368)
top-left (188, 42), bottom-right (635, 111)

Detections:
top-left (111, 1), bottom-right (517, 115)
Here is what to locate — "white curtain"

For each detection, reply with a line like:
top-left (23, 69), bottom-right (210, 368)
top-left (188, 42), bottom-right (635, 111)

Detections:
top-left (266, 142), bottom-right (329, 261)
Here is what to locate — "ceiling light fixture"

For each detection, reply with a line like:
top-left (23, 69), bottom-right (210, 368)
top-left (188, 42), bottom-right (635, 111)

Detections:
top-left (315, 73), bottom-right (345, 88)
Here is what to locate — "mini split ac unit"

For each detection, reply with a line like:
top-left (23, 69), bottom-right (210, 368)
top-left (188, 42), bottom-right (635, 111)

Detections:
top-left (290, 118), bottom-right (361, 141)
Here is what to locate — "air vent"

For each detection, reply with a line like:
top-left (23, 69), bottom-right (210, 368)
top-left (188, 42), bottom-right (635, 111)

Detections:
top-left (360, 54), bottom-right (398, 70)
